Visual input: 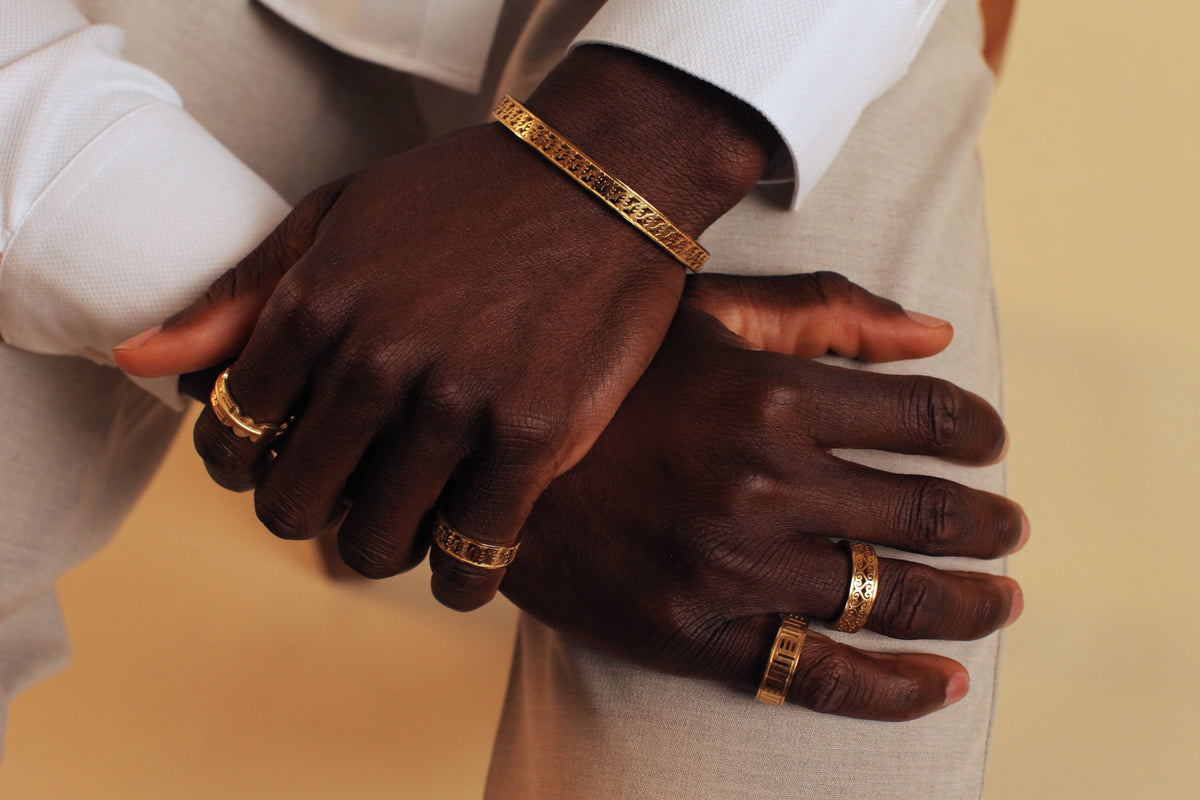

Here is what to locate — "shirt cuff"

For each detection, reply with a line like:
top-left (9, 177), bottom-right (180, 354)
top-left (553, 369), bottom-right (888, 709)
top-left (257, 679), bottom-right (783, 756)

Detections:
top-left (0, 102), bottom-right (289, 409)
top-left (572, 1), bottom-right (947, 210)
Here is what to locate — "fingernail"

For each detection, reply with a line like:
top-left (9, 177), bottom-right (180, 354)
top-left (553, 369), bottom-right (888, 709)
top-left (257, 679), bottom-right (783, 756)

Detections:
top-left (1013, 509), bottom-right (1031, 553)
top-left (944, 671), bottom-right (970, 706)
top-left (1004, 586), bottom-right (1024, 627)
top-left (113, 324), bottom-right (162, 351)
top-left (987, 432), bottom-right (1010, 466)
top-left (904, 310), bottom-right (951, 328)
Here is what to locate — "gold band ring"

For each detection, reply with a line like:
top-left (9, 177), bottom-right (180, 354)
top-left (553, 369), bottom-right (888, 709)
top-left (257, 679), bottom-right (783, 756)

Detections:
top-left (210, 367), bottom-right (292, 444)
top-left (831, 542), bottom-right (880, 633)
top-left (433, 516), bottom-right (520, 570)
top-left (756, 614), bottom-right (809, 706)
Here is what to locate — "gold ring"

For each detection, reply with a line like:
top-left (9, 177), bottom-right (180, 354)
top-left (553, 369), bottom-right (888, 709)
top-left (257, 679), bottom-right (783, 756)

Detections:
top-left (831, 541), bottom-right (880, 633)
top-left (433, 516), bottom-right (519, 569)
top-left (757, 614), bottom-right (808, 706)
top-left (210, 367), bottom-right (292, 444)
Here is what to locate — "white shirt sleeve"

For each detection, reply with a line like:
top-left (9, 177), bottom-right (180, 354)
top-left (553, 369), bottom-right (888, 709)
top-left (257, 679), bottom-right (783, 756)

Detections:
top-left (0, 0), bottom-right (290, 408)
top-left (573, 1), bottom-right (949, 210)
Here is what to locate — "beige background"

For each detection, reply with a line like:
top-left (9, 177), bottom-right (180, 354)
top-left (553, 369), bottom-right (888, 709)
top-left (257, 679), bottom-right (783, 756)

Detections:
top-left (2, 2), bottom-right (1197, 797)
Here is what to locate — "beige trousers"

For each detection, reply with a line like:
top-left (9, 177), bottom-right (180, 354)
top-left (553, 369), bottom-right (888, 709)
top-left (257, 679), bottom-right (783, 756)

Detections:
top-left (37, 1), bottom-right (1003, 796)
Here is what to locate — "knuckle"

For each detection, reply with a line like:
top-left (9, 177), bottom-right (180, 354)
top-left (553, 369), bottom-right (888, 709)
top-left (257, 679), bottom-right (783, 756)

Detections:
top-left (491, 408), bottom-right (563, 460)
top-left (431, 560), bottom-right (498, 611)
top-left (880, 565), bottom-right (942, 639)
top-left (272, 277), bottom-right (337, 345)
top-left (904, 478), bottom-right (964, 555)
top-left (674, 518), bottom-right (744, 580)
top-left (255, 488), bottom-right (317, 541)
top-left (646, 596), bottom-right (731, 672)
top-left (338, 534), bottom-right (406, 580)
top-left (700, 468), bottom-right (780, 522)
top-left (794, 649), bottom-right (859, 715)
top-left (745, 374), bottom-right (804, 430)
top-left (808, 271), bottom-right (854, 305)
top-left (341, 342), bottom-right (405, 401)
top-left (194, 421), bottom-right (252, 480)
top-left (418, 376), bottom-right (476, 429)
top-left (905, 378), bottom-right (964, 452)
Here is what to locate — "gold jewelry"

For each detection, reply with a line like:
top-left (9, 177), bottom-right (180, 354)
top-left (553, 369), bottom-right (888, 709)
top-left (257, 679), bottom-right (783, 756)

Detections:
top-left (210, 367), bottom-right (292, 444)
top-left (757, 614), bottom-right (808, 706)
top-left (433, 516), bottom-right (520, 569)
top-left (492, 95), bottom-right (709, 273)
top-left (832, 542), bottom-right (880, 633)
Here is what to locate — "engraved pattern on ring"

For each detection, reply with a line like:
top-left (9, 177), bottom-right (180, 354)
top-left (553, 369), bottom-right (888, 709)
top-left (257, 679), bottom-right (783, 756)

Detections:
top-left (832, 542), bottom-right (879, 633)
top-left (492, 96), bottom-right (708, 273)
top-left (210, 367), bottom-right (291, 444)
top-left (433, 519), bottom-right (520, 569)
top-left (756, 614), bottom-right (808, 706)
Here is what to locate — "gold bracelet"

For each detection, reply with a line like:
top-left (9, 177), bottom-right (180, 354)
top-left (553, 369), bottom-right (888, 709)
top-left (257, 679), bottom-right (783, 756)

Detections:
top-left (493, 95), bottom-right (708, 273)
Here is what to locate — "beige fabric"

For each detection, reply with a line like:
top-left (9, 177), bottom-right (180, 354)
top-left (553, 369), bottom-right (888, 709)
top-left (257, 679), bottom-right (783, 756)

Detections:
top-left (4, 0), bottom-right (1002, 793)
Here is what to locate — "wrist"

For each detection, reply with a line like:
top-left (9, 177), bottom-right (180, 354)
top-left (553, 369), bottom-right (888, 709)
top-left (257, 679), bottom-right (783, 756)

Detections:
top-left (523, 45), bottom-right (778, 237)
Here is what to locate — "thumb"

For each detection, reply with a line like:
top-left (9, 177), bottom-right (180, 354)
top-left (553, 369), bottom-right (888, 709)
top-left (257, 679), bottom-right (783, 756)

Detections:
top-left (112, 178), bottom-right (346, 378)
top-left (682, 271), bottom-right (954, 362)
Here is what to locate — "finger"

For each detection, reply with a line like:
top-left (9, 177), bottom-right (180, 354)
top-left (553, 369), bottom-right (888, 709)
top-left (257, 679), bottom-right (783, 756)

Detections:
top-left (192, 405), bottom-right (270, 492)
top-left (724, 617), bottom-right (967, 721)
top-left (771, 356), bottom-right (1008, 464)
top-left (188, 234), bottom-right (368, 487)
top-left (751, 538), bottom-right (1020, 642)
top-left (335, 392), bottom-right (472, 579)
top-left (683, 271), bottom-right (953, 362)
top-left (785, 457), bottom-right (1027, 558)
top-left (112, 178), bottom-right (347, 378)
top-left (429, 416), bottom-right (562, 612)
top-left (189, 347), bottom-right (310, 490)
top-left (786, 632), bottom-right (968, 720)
top-left (250, 373), bottom-right (378, 542)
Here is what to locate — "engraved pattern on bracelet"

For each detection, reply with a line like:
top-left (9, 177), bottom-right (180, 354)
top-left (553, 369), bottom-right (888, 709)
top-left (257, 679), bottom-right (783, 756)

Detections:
top-left (433, 517), bottom-right (520, 569)
top-left (493, 95), bottom-right (709, 273)
top-left (832, 542), bottom-right (880, 633)
top-left (210, 367), bottom-right (292, 444)
top-left (757, 614), bottom-right (808, 706)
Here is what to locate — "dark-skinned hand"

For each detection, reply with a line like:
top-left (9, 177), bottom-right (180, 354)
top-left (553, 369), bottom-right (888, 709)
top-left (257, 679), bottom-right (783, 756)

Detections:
top-left (114, 45), bottom-right (778, 612)
top-left (140, 268), bottom-right (1025, 722)
top-left (501, 272), bottom-right (1026, 721)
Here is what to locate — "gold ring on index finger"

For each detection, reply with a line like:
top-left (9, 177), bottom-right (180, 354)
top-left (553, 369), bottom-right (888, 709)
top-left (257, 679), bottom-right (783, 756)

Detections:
top-left (210, 366), bottom-right (293, 444)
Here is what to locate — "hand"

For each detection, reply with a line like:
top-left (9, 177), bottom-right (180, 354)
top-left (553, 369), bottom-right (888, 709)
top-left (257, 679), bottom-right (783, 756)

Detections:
top-left (502, 272), bottom-right (1027, 721)
top-left (113, 46), bottom-right (778, 611)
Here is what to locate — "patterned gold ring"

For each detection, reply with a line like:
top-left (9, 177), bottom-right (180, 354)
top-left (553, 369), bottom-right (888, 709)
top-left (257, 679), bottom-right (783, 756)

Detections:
top-left (210, 367), bottom-right (292, 445)
top-left (757, 614), bottom-right (809, 706)
top-left (433, 516), bottom-right (519, 570)
top-left (831, 542), bottom-right (880, 633)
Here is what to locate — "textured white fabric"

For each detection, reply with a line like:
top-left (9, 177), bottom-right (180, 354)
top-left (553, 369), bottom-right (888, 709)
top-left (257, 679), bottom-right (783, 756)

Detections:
top-left (0, 0), bottom-right (291, 407)
top-left (576, 0), bottom-right (948, 209)
top-left (229, 0), bottom-right (944, 209)
top-left (257, 0), bottom-right (507, 93)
